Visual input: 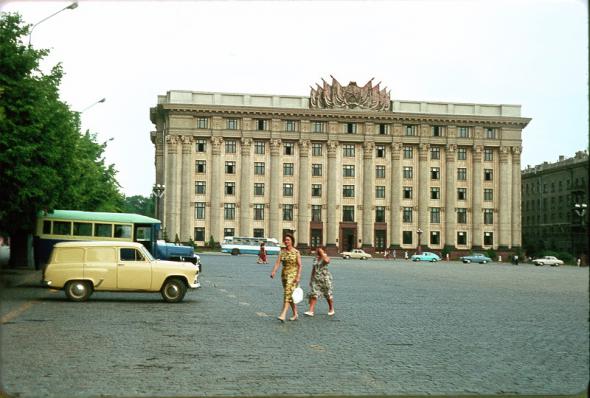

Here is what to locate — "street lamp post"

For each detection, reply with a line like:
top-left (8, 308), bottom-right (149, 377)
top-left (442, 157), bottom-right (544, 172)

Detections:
top-left (572, 203), bottom-right (587, 262)
top-left (28, 2), bottom-right (78, 46)
top-left (152, 184), bottom-right (165, 220)
top-left (416, 228), bottom-right (423, 254)
top-left (80, 97), bottom-right (106, 113)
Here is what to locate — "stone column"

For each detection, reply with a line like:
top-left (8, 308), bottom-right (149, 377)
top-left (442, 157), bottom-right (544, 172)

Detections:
top-left (445, 144), bottom-right (457, 247)
top-left (239, 138), bottom-right (252, 236)
top-left (511, 146), bottom-right (522, 248)
top-left (210, 137), bottom-right (223, 243)
top-left (418, 143), bottom-right (430, 248)
top-left (269, 139), bottom-right (282, 240)
top-left (297, 140), bottom-right (311, 248)
top-left (326, 141), bottom-right (339, 249)
top-left (498, 146), bottom-right (512, 248)
top-left (362, 141), bottom-right (375, 249)
top-left (165, 135), bottom-right (179, 240)
top-left (472, 144), bottom-right (484, 248)
top-left (180, 136), bottom-right (194, 242)
top-left (390, 142), bottom-right (402, 248)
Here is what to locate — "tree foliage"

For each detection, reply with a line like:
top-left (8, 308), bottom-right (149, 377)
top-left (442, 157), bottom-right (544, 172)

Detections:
top-left (122, 195), bottom-right (154, 217)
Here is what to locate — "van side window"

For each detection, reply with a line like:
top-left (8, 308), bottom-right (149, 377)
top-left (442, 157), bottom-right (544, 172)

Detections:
top-left (120, 248), bottom-right (145, 261)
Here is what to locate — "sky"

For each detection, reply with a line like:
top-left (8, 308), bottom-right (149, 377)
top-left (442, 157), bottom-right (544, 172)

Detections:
top-left (2, 0), bottom-right (588, 197)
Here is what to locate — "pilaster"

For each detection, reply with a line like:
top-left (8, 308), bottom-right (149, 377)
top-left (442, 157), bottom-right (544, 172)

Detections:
top-left (239, 138), bottom-right (252, 236)
top-left (326, 140), bottom-right (339, 248)
top-left (498, 146), bottom-right (512, 248)
top-left (511, 146), bottom-right (522, 248)
top-left (180, 135), bottom-right (194, 242)
top-left (418, 143), bottom-right (430, 248)
top-left (362, 141), bottom-right (375, 248)
top-left (390, 142), bottom-right (402, 248)
top-left (472, 144), bottom-right (484, 248)
top-left (165, 135), bottom-right (179, 240)
top-left (269, 139), bottom-right (282, 240)
top-left (297, 140), bottom-right (311, 247)
top-left (445, 144), bottom-right (457, 247)
top-left (210, 136), bottom-right (223, 243)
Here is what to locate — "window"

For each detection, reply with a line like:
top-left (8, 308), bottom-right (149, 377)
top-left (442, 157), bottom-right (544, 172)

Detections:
top-left (284, 142), bottom-right (294, 155)
top-left (484, 232), bottom-right (494, 246)
top-left (195, 202), bottom-right (206, 220)
top-left (375, 206), bottom-right (385, 223)
top-left (430, 207), bottom-right (440, 223)
top-left (73, 222), bottom-right (92, 237)
top-left (224, 203), bottom-right (235, 220)
top-left (432, 126), bottom-right (443, 137)
top-left (225, 182), bottom-right (235, 195)
top-left (225, 140), bottom-right (236, 153)
top-left (457, 188), bottom-right (467, 201)
top-left (403, 167), bottom-right (413, 179)
top-left (431, 167), bottom-right (440, 180)
top-left (195, 181), bottom-right (206, 195)
top-left (256, 119), bottom-right (268, 131)
top-left (458, 127), bottom-right (470, 138)
top-left (311, 205), bottom-right (322, 222)
top-left (283, 163), bottom-right (294, 176)
top-left (311, 229), bottom-right (322, 246)
top-left (457, 208), bottom-right (467, 224)
top-left (343, 144), bottom-right (355, 157)
top-left (376, 165), bottom-right (386, 179)
top-left (197, 118), bottom-right (208, 129)
top-left (431, 187), bottom-right (440, 200)
top-left (342, 206), bottom-right (355, 222)
top-left (376, 145), bottom-right (385, 158)
top-left (253, 228), bottom-right (264, 238)
top-left (343, 165), bottom-right (355, 177)
top-left (225, 161), bottom-right (236, 174)
top-left (254, 162), bottom-right (265, 175)
top-left (312, 184), bottom-right (322, 197)
top-left (283, 183), bottom-right (293, 197)
top-left (376, 186), bottom-right (385, 198)
top-left (311, 121), bottom-right (325, 133)
top-left (431, 146), bottom-right (440, 160)
top-left (457, 148), bottom-right (467, 160)
top-left (484, 209), bottom-right (493, 224)
top-left (285, 120), bottom-right (297, 132)
top-left (484, 169), bottom-right (493, 181)
top-left (457, 168), bottom-right (467, 180)
top-left (379, 124), bottom-right (389, 135)
top-left (196, 160), bottom-right (206, 173)
top-left (484, 148), bottom-right (493, 161)
top-left (484, 189), bottom-right (493, 201)
top-left (343, 185), bottom-right (355, 198)
top-left (43, 221), bottom-right (51, 234)
top-left (194, 227), bottom-right (205, 241)
top-left (346, 123), bottom-right (357, 134)
top-left (402, 231), bottom-right (413, 245)
top-left (485, 128), bottom-right (496, 139)
top-left (221, 228), bottom-right (234, 238)
top-left (195, 139), bottom-right (206, 152)
top-left (227, 118), bottom-right (238, 130)
top-left (312, 143), bottom-right (322, 156)
top-left (403, 146), bottom-right (413, 159)
top-left (430, 231), bottom-right (440, 245)
top-left (120, 248), bottom-right (144, 262)
top-left (312, 164), bottom-right (322, 176)
top-left (283, 204), bottom-right (293, 221)
top-left (254, 183), bottom-right (264, 196)
top-left (403, 207), bottom-right (413, 223)
top-left (95, 223), bottom-right (112, 237)
top-left (254, 141), bottom-right (265, 154)
top-left (254, 204), bottom-right (265, 220)
top-left (403, 187), bottom-right (412, 199)
top-left (405, 125), bottom-right (416, 136)
top-left (457, 231), bottom-right (467, 245)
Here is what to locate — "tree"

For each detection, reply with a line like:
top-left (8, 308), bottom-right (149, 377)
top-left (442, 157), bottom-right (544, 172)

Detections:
top-left (122, 195), bottom-right (155, 217)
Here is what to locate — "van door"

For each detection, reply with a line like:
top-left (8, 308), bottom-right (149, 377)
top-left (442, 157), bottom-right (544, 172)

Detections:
top-left (117, 247), bottom-right (152, 290)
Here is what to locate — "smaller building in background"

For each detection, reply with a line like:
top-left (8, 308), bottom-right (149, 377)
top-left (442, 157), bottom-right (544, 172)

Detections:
top-left (522, 150), bottom-right (588, 260)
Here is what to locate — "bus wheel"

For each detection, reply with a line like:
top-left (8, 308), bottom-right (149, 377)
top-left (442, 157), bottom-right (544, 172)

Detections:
top-left (231, 248), bottom-right (240, 256)
top-left (65, 280), bottom-right (93, 302)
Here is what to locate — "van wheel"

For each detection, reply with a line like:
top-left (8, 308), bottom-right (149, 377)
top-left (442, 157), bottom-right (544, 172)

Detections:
top-left (65, 280), bottom-right (93, 302)
top-left (161, 278), bottom-right (187, 303)
top-left (231, 248), bottom-right (240, 256)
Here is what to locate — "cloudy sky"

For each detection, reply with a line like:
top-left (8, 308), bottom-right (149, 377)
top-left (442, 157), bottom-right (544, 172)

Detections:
top-left (3, 0), bottom-right (588, 196)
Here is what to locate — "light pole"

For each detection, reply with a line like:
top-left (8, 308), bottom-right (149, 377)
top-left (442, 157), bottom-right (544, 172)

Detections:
top-left (28, 2), bottom-right (78, 46)
top-left (573, 203), bottom-right (587, 261)
top-left (416, 228), bottom-right (423, 254)
top-left (80, 97), bottom-right (106, 113)
top-left (152, 184), bottom-right (165, 220)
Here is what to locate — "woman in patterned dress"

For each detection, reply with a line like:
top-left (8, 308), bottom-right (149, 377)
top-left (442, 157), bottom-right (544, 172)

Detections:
top-left (304, 247), bottom-right (335, 316)
top-left (270, 234), bottom-right (302, 322)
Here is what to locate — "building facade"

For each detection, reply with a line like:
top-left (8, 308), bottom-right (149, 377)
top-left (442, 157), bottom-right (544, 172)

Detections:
top-left (521, 151), bottom-right (589, 257)
top-left (150, 78), bottom-right (531, 253)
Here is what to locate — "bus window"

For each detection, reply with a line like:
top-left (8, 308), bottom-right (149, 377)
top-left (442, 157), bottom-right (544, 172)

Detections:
top-left (114, 224), bottom-right (132, 239)
top-left (73, 222), bottom-right (93, 237)
top-left (53, 221), bottom-right (72, 235)
top-left (95, 223), bottom-right (113, 237)
top-left (135, 226), bottom-right (152, 241)
top-left (43, 221), bottom-right (51, 234)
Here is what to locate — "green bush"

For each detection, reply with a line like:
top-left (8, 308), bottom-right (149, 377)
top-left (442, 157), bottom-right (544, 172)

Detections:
top-left (485, 249), bottom-right (497, 260)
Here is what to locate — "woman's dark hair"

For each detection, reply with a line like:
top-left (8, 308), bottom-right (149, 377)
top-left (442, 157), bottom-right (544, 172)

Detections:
top-left (283, 233), bottom-right (295, 246)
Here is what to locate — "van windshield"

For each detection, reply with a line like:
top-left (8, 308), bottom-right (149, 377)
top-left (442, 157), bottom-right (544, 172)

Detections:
top-left (141, 247), bottom-right (155, 261)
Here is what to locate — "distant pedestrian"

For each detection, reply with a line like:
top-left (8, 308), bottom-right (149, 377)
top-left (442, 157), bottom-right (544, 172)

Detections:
top-left (392, 249), bottom-right (397, 260)
top-left (304, 246), bottom-right (335, 317)
top-left (404, 251), bottom-right (409, 260)
top-left (257, 242), bottom-right (268, 264)
top-left (384, 248), bottom-right (389, 259)
top-left (512, 255), bottom-right (519, 265)
top-left (577, 257), bottom-right (582, 267)
top-left (445, 253), bottom-right (449, 261)
top-left (270, 234), bottom-right (301, 322)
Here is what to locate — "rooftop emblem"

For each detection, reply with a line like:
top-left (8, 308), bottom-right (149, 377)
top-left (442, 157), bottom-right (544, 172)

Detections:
top-left (310, 76), bottom-right (390, 111)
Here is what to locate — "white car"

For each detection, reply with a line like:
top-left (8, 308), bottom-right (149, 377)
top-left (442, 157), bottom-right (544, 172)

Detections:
top-left (341, 249), bottom-right (372, 260)
top-left (532, 256), bottom-right (564, 267)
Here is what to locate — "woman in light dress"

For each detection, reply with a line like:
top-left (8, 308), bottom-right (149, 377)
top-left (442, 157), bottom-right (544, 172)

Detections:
top-left (304, 247), bottom-right (335, 317)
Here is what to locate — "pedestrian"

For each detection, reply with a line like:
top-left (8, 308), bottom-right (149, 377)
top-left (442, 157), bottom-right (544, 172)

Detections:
top-left (384, 248), bottom-right (389, 259)
top-left (404, 251), bottom-right (409, 260)
top-left (392, 249), bottom-right (397, 260)
top-left (512, 255), bottom-right (519, 265)
top-left (257, 241), bottom-right (267, 264)
top-left (577, 257), bottom-right (581, 267)
top-left (304, 246), bottom-right (335, 317)
top-left (270, 234), bottom-right (302, 322)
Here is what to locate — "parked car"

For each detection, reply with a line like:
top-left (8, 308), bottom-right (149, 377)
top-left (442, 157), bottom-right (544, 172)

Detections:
top-left (532, 256), bottom-right (564, 266)
top-left (411, 252), bottom-right (441, 262)
top-left (341, 249), bottom-right (372, 260)
top-left (460, 253), bottom-right (493, 264)
top-left (43, 241), bottom-right (201, 302)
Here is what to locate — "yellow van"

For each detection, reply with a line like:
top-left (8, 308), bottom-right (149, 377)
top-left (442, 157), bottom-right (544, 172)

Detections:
top-left (43, 241), bottom-right (200, 302)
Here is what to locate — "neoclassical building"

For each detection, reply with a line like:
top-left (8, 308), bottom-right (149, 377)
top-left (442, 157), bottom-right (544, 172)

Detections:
top-left (150, 77), bottom-right (531, 254)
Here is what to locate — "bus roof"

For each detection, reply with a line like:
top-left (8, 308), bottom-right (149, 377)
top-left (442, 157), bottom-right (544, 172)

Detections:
top-left (39, 210), bottom-right (161, 224)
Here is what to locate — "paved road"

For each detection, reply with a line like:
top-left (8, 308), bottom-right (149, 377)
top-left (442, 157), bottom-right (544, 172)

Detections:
top-left (0, 257), bottom-right (588, 397)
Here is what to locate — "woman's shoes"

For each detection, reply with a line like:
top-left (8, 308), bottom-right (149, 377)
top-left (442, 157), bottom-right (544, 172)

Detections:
top-left (277, 316), bottom-right (286, 322)
top-left (304, 311), bottom-right (314, 317)
top-left (328, 310), bottom-right (335, 316)
top-left (289, 314), bottom-right (298, 321)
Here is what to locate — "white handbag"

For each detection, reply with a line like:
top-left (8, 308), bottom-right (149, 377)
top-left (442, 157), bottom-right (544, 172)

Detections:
top-left (292, 286), bottom-right (304, 304)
